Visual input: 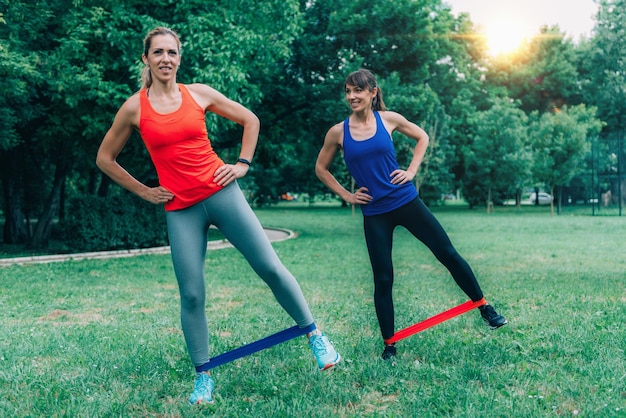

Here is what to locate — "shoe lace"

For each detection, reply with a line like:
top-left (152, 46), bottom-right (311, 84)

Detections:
top-left (311, 335), bottom-right (328, 356)
top-left (194, 373), bottom-right (210, 391)
top-left (482, 305), bottom-right (496, 318)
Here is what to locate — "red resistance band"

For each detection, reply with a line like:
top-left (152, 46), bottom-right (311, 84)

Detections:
top-left (384, 298), bottom-right (487, 345)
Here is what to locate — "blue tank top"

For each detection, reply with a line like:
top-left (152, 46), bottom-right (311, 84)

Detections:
top-left (343, 111), bottom-right (418, 216)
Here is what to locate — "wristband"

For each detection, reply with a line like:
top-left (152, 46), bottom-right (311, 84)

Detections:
top-left (237, 158), bottom-right (251, 166)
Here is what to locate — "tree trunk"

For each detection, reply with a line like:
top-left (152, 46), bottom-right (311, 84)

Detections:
top-left (1, 148), bottom-right (28, 244)
top-left (97, 172), bottom-right (111, 197)
top-left (534, 186), bottom-right (540, 206)
top-left (29, 160), bottom-right (70, 249)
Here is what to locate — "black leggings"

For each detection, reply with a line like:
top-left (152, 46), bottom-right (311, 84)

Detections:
top-left (363, 197), bottom-right (484, 340)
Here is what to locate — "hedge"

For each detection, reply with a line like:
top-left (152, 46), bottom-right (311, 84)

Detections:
top-left (62, 194), bottom-right (168, 252)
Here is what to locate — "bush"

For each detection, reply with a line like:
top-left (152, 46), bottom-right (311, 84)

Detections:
top-left (62, 194), bottom-right (168, 252)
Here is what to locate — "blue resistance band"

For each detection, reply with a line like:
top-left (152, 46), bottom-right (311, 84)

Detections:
top-left (199, 323), bottom-right (316, 371)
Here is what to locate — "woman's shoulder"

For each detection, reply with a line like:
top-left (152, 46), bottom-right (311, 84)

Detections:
top-left (377, 110), bottom-right (403, 121)
top-left (184, 83), bottom-right (227, 109)
top-left (185, 83), bottom-right (220, 95)
top-left (119, 92), bottom-right (142, 114)
top-left (326, 120), bottom-right (344, 138)
top-left (107, 91), bottom-right (141, 128)
top-left (377, 110), bottom-right (409, 129)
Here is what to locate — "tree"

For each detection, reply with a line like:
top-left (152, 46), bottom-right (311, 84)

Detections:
top-left (382, 72), bottom-right (453, 204)
top-left (17, 0), bottom-right (147, 248)
top-left (487, 25), bottom-right (582, 114)
top-left (0, 0), bottom-right (49, 244)
top-left (462, 98), bottom-right (530, 211)
top-left (578, 1), bottom-right (626, 209)
top-left (579, 0), bottom-right (626, 134)
top-left (529, 105), bottom-right (603, 214)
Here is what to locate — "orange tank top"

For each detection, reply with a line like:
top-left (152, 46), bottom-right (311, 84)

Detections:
top-left (139, 84), bottom-right (224, 211)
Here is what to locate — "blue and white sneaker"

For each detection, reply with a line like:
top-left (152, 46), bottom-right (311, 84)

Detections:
top-left (189, 372), bottom-right (215, 405)
top-left (309, 332), bottom-right (341, 371)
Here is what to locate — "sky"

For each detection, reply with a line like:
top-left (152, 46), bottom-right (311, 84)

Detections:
top-left (444, 0), bottom-right (599, 55)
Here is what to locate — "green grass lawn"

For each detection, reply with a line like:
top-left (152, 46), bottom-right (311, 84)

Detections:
top-left (0, 204), bottom-right (624, 417)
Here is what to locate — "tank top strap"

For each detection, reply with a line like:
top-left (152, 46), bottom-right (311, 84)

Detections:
top-left (178, 83), bottom-right (190, 101)
top-left (373, 110), bottom-right (384, 130)
top-left (139, 88), bottom-right (150, 116)
top-left (343, 117), bottom-right (352, 141)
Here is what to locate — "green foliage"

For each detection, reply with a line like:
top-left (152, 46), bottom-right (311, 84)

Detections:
top-left (579, 0), bottom-right (626, 133)
top-left (0, 48), bottom-right (40, 151)
top-left (385, 73), bottom-right (455, 202)
top-left (487, 26), bottom-right (581, 113)
top-left (463, 98), bottom-right (531, 207)
top-left (529, 105), bottom-right (603, 194)
top-left (61, 193), bottom-right (167, 252)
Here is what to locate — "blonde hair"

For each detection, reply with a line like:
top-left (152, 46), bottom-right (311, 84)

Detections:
top-left (141, 27), bottom-right (182, 89)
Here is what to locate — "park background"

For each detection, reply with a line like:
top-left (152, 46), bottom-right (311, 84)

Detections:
top-left (1, 0), bottom-right (625, 416)
top-left (1, 0), bottom-right (625, 254)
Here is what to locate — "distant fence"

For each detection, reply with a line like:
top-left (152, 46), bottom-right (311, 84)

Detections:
top-left (592, 132), bottom-right (625, 216)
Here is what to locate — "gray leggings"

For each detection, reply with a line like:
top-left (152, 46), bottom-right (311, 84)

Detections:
top-left (165, 182), bottom-right (314, 367)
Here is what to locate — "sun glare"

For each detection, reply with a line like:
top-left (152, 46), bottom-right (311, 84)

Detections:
top-left (483, 21), bottom-right (529, 56)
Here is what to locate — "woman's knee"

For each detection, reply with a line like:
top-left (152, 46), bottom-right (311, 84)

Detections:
top-left (433, 244), bottom-right (459, 263)
top-left (258, 267), bottom-right (294, 292)
top-left (179, 285), bottom-right (206, 311)
top-left (251, 257), bottom-right (288, 282)
top-left (374, 273), bottom-right (393, 295)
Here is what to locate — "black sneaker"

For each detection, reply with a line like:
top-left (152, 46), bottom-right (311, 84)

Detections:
top-left (381, 344), bottom-right (397, 360)
top-left (479, 304), bottom-right (508, 329)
